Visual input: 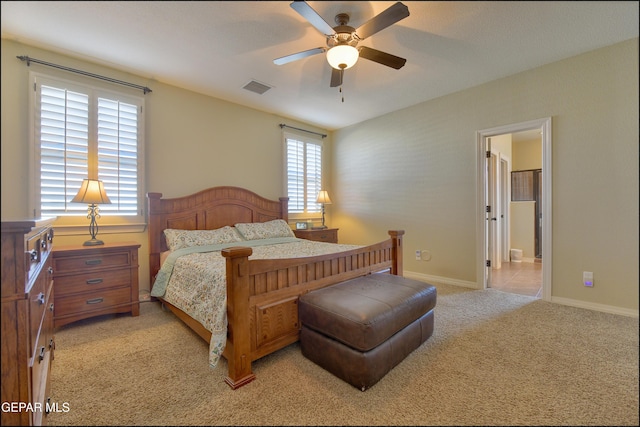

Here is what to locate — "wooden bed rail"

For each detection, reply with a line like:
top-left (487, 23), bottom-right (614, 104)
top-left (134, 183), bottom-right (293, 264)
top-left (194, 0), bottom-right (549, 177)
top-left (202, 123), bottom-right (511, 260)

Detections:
top-left (220, 229), bottom-right (404, 389)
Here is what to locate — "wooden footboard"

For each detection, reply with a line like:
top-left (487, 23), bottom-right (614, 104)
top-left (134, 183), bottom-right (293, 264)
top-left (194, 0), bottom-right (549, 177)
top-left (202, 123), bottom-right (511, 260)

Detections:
top-left (221, 230), bottom-right (404, 389)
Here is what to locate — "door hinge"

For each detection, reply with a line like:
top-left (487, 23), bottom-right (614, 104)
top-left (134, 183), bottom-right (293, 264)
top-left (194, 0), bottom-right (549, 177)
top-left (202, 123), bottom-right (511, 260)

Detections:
top-left (486, 150), bottom-right (491, 158)
top-left (486, 260), bottom-right (491, 267)
top-left (486, 205), bottom-right (491, 213)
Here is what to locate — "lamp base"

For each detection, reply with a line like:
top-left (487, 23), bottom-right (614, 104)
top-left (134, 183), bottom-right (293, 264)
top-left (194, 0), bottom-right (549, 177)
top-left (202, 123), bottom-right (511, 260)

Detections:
top-left (83, 238), bottom-right (105, 246)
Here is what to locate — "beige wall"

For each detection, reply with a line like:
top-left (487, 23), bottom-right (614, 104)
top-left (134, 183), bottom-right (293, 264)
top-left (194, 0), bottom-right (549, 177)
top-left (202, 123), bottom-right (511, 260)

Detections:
top-left (2, 38), bottom-right (638, 314)
top-left (332, 38), bottom-right (638, 313)
top-left (513, 138), bottom-right (542, 171)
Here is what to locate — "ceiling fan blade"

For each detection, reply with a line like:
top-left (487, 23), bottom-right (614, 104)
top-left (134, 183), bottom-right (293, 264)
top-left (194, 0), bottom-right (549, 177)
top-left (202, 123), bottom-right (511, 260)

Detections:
top-left (358, 46), bottom-right (406, 69)
top-left (274, 47), bottom-right (326, 65)
top-left (290, 1), bottom-right (335, 36)
top-left (355, 2), bottom-right (410, 40)
top-left (330, 68), bottom-right (343, 87)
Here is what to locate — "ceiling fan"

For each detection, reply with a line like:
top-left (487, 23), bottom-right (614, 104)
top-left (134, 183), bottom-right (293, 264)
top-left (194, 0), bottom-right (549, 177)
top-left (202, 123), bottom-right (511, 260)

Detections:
top-left (274, 1), bottom-right (410, 87)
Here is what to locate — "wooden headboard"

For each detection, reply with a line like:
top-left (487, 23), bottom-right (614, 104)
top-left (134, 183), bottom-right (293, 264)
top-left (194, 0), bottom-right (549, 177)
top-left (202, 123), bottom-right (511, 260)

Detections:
top-left (147, 186), bottom-right (288, 282)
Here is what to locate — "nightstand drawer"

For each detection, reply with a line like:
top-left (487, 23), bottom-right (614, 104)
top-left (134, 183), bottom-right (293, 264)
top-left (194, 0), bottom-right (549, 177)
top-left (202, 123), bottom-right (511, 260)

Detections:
top-left (54, 268), bottom-right (132, 296)
top-left (55, 287), bottom-right (132, 317)
top-left (53, 251), bottom-right (132, 273)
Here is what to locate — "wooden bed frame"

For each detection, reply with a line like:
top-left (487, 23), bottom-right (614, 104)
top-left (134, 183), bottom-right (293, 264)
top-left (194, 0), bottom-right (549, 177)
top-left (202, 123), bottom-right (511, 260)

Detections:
top-left (147, 186), bottom-right (404, 389)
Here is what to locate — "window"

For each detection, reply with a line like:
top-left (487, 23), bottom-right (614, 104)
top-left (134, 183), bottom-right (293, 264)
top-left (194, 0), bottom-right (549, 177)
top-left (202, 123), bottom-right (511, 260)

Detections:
top-left (284, 132), bottom-right (323, 216)
top-left (30, 73), bottom-right (144, 221)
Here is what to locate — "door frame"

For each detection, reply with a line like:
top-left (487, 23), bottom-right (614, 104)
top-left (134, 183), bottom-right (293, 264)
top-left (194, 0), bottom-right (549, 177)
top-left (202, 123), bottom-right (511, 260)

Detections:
top-left (476, 117), bottom-right (552, 300)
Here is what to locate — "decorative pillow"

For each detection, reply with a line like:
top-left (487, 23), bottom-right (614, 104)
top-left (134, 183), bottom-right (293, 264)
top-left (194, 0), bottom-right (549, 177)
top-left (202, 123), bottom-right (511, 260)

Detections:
top-left (164, 226), bottom-right (244, 251)
top-left (234, 219), bottom-right (295, 240)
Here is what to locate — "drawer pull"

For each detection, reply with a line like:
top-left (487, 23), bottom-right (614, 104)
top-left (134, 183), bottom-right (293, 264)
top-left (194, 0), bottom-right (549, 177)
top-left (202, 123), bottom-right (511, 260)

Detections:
top-left (48, 267), bottom-right (54, 275)
top-left (38, 346), bottom-right (45, 363)
top-left (30, 249), bottom-right (38, 261)
top-left (41, 240), bottom-right (47, 249)
top-left (36, 292), bottom-right (45, 305)
top-left (49, 338), bottom-right (55, 350)
top-left (85, 259), bottom-right (103, 266)
top-left (86, 297), bottom-right (104, 305)
top-left (49, 303), bottom-right (54, 312)
top-left (86, 278), bottom-right (104, 285)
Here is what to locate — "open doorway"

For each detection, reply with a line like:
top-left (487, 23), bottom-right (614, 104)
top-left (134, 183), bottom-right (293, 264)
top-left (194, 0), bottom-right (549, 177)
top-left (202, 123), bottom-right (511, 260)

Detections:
top-left (476, 118), bottom-right (552, 301)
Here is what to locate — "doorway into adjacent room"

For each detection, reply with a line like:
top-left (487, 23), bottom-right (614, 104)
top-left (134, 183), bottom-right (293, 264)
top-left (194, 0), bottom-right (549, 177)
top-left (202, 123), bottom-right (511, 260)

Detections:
top-left (476, 118), bottom-right (552, 300)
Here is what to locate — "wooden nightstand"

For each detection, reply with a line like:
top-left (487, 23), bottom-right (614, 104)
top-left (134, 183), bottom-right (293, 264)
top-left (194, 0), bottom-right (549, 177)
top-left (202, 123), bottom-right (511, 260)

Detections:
top-left (52, 241), bottom-right (140, 328)
top-left (293, 228), bottom-right (338, 243)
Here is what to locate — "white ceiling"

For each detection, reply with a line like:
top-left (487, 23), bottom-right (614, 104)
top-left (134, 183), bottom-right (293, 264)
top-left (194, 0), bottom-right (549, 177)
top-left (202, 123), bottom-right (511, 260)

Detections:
top-left (1, 1), bottom-right (638, 131)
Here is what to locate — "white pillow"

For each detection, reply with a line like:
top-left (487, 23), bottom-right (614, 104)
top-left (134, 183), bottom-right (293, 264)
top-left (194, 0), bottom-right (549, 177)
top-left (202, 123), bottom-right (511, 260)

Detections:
top-left (234, 219), bottom-right (295, 240)
top-left (164, 226), bottom-right (244, 251)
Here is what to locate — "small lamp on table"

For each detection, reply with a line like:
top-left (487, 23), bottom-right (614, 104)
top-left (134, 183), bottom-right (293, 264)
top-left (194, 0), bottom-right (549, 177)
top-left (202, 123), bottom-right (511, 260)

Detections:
top-left (315, 190), bottom-right (332, 229)
top-left (72, 178), bottom-right (112, 246)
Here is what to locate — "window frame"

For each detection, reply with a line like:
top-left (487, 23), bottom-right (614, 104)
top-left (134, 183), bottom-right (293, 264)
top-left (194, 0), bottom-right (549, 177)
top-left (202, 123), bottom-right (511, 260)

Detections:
top-left (283, 130), bottom-right (324, 220)
top-left (28, 71), bottom-right (146, 233)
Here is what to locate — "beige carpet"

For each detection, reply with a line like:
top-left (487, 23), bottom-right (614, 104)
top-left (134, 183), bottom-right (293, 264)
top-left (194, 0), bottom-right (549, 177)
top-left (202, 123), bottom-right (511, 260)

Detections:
top-left (47, 283), bottom-right (638, 426)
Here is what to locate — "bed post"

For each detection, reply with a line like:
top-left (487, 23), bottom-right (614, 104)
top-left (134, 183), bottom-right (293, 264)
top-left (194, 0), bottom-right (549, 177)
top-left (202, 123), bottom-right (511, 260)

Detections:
top-left (147, 192), bottom-right (163, 283)
top-left (221, 246), bottom-right (256, 389)
top-left (279, 197), bottom-right (289, 222)
top-left (389, 230), bottom-right (404, 276)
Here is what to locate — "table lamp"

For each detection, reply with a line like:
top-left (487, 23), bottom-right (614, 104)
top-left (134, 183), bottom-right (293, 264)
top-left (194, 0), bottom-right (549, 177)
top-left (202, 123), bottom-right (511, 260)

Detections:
top-left (315, 190), bottom-right (332, 229)
top-left (72, 178), bottom-right (111, 246)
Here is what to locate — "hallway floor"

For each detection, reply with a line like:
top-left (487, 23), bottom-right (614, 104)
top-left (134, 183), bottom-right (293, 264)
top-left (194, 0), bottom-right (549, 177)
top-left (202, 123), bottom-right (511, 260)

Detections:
top-left (490, 261), bottom-right (542, 298)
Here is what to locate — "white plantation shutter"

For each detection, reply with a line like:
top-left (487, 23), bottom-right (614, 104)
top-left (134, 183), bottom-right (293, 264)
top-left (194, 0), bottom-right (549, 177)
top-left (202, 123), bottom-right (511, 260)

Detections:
top-left (97, 98), bottom-right (139, 214)
top-left (285, 133), bottom-right (323, 214)
top-left (32, 74), bottom-right (144, 218)
top-left (39, 85), bottom-right (90, 214)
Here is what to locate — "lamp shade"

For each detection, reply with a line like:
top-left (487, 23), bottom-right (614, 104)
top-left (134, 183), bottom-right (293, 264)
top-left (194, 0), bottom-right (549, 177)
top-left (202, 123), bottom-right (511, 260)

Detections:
top-left (71, 179), bottom-right (112, 204)
top-left (316, 190), bottom-right (332, 204)
top-left (326, 45), bottom-right (359, 70)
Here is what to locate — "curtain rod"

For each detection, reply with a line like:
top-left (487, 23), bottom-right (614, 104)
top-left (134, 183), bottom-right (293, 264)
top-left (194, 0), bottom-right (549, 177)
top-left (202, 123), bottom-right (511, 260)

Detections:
top-left (17, 55), bottom-right (152, 94)
top-left (279, 123), bottom-right (326, 138)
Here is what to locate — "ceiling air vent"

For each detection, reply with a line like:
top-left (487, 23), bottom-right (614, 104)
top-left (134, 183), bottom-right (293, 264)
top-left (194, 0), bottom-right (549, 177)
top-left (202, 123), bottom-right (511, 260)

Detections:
top-left (242, 80), bottom-right (272, 95)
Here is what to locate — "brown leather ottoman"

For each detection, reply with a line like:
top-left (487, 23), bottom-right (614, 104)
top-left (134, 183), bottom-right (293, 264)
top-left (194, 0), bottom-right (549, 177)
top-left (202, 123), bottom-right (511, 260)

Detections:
top-left (298, 274), bottom-right (437, 391)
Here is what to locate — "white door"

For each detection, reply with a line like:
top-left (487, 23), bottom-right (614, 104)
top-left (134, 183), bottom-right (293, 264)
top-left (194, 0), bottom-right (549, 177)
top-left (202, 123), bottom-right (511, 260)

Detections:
top-left (476, 117), bottom-right (552, 301)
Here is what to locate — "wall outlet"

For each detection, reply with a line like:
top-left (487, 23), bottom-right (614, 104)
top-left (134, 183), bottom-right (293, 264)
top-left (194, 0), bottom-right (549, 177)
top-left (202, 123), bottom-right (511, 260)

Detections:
top-left (583, 271), bottom-right (594, 287)
top-left (415, 250), bottom-right (421, 261)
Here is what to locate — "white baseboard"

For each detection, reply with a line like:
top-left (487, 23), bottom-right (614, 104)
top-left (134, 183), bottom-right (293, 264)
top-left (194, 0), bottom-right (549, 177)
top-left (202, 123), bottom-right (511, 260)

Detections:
top-left (551, 296), bottom-right (639, 318)
top-left (403, 271), bottom-right (478, 289)
top-left (403, 270), bottom-right (639, 318)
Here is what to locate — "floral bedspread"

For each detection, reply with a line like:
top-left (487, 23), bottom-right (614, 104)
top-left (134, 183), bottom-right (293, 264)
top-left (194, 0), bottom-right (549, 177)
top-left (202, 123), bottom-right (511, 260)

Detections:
top-left (150, 237), bottom-right (361, 368)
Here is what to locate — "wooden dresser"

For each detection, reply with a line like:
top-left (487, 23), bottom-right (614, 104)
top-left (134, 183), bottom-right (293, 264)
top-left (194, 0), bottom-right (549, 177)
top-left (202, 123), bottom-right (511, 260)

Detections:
top-left (52, 242), bottom-right (140, 328)
top-left (293, 227), bottom-right (338, 243)
top-left (1, 219), bottom-right (56, 426)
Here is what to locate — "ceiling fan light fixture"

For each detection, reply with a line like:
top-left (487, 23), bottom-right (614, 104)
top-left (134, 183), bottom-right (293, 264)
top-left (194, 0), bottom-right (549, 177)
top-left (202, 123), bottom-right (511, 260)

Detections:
top-left (326, 45), bottom-right (359, 70)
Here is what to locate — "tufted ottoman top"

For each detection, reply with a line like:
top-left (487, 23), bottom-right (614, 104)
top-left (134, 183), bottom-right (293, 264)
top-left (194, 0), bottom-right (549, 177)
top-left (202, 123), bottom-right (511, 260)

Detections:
top-left (299, 274), bottom-right (437, 352)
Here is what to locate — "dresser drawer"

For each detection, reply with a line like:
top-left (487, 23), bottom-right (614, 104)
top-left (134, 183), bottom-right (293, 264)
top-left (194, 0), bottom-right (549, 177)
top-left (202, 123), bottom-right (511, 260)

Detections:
top-left (29, 276), bottom-right (54, 364)
top-left (28, 268), bottom-right (47, 357)
top-left (26, 227), bottom-right (54, 285)
top-left (55, 268), bottom-right (132, 296)
top-left (53, 251), bottom-right (132, 273)
top-left (55, 287), bottom-right (132, 317)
